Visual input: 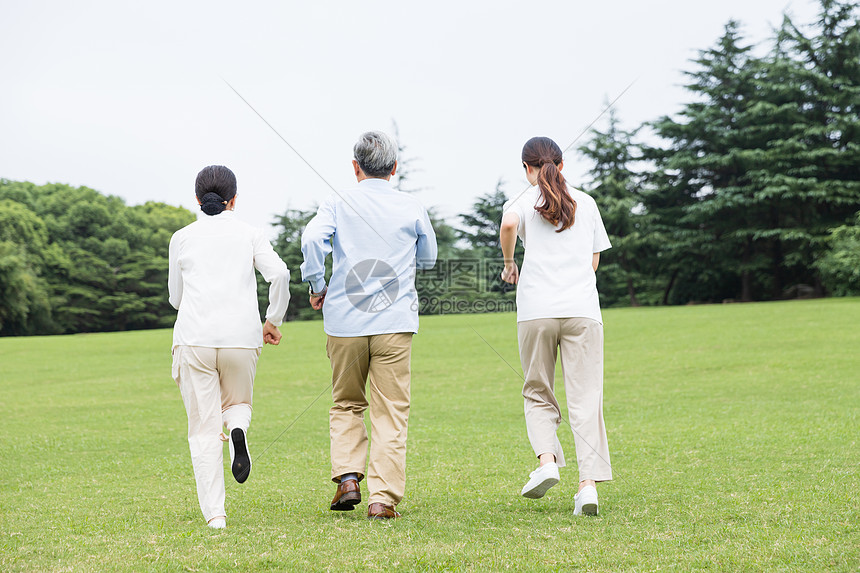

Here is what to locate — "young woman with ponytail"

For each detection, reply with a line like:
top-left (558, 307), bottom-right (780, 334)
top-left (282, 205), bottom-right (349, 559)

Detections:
top-left (168, 165), bottom-right (290, 528)
top-left (500, 136), bottom-right (613, 516)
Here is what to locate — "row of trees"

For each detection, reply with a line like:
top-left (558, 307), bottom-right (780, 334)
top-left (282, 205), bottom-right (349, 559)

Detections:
top-left (583, 0), bottom-right (860, 306)
top-left (1, 0), bottom-right (857, 335)
top-left (0, 180), bottom-right (194, 335)
top-left (271, 0), bottom-right (859, 314)
top-left (0, 176), bottom-right (505, 334)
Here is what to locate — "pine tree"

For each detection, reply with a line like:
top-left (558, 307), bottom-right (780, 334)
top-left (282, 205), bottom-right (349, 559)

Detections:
top-left (457, 180), bottom-right (509, 258)
top-left (457, 180), bottom-right (522, 296)
top-left (270, 208), bottom-right (318, 321)
top-left (641, 6), bottom-right (860, 303)
top-left (578, 108), bottom-right (648, 306)
top-left (644, 21), bottom-right (762, 303)
top-left (777, 0), bottom-right (860, 294)
top-left (390, 120), bottom-right (424, 194)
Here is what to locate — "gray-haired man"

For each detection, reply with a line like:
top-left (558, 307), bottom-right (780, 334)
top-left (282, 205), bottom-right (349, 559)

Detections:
top-left (300, 131), bottom-right (437, 520)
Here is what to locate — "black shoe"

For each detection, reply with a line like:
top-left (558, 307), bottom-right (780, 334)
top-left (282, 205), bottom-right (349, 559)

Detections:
top-left (230, 428), bottom-right (251, 483)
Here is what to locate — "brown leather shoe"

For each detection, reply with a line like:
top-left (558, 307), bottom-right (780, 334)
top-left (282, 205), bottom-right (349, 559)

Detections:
top-left (367, 502), bottom-right (401, 520)
top-left (330, 479), bottom-right (361, 511)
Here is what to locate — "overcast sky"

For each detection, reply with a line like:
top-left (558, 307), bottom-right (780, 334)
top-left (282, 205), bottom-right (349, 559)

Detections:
top-left (1, 0), bottom-right (823, 232)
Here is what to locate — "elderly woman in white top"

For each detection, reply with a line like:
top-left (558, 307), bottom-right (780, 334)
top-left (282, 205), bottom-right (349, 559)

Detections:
top-left (168, 165), bottom-right (290, 529)
top-left (500, 137), bottom-right (613, 516)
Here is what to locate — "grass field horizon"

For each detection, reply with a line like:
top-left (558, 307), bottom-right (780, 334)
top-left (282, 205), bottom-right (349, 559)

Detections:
top-left (1, 298), bottom-right (858, 571)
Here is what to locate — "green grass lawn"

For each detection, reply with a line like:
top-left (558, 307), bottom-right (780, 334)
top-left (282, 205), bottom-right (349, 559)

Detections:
top-left (1, 299), bottom-right (858, 572)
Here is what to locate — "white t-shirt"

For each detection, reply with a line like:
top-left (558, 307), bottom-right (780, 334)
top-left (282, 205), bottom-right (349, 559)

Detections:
top-left (503, 186), bottom-right (611, 324)
top-left (168, 211), bottom-right (290, 349)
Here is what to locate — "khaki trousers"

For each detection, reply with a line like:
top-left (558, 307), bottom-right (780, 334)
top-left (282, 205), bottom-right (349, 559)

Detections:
top-left (172, 345), bottom-right (260, 522)
top-left (326, 333), bottom-right (413, 507)
top-left (517, 318), bottom-right (612, 482)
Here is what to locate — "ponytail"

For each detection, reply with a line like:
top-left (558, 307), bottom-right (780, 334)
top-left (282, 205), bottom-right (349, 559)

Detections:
top-left (522, 137), bottom-right (576, 232)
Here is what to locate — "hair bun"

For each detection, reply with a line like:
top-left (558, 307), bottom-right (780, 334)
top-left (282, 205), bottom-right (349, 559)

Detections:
top-left (200, 192), bottom-right (227, 215)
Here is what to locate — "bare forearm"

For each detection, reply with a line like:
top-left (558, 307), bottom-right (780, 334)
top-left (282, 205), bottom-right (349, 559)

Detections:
top-left (501, 226), bottom-right (517, 263)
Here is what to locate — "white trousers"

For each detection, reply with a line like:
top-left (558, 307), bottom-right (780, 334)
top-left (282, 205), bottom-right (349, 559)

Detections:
top-left (172, 345), bottom-right (260, 522)
top-left (517, 318), bottom-right (612, 482)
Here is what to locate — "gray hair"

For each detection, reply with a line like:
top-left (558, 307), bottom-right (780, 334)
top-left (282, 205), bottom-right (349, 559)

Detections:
top-left (353, 131), bottom-right (398, 178)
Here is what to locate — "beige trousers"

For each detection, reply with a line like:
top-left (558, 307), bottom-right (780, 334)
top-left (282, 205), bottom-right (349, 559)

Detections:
top-left (518, 318), bottom-right (612, 482)
top-left (326, 333), bottom-right (413, 507)
top-left (172, 345), bottom-right (260, 522)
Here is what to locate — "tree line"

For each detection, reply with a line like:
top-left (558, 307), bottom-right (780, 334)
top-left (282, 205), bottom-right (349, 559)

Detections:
top-left (0, 181), bottom-right (194, 335)
top-left (584, 1), bottom-right (860, 306)
top-left (278, 1), bottom-right (860, 314)
top-left (1, 0), bottom-right (857, 336)
top-left (580, 0), bottom-right (860, 305)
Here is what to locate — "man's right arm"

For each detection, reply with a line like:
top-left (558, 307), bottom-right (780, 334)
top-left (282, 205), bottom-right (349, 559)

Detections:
top-left (415, 208), bottom-right (437, 270)
top-left (300, 198), bottom-right (336, 293)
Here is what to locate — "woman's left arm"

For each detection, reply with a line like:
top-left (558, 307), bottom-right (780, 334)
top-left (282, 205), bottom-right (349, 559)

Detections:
top-left (253, 232), bottom-right (291, 327)
top-left (591, 202), bottom-right (612, 272)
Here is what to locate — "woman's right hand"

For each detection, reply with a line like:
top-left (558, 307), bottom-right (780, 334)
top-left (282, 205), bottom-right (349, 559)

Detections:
top-left (501, 261), bottom-right (519, 284)
top-left (263, 320), bottom-right (282, 345)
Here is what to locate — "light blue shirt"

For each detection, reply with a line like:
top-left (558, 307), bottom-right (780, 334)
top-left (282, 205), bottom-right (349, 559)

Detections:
top-left (300, 178), bottom-right (437, 337)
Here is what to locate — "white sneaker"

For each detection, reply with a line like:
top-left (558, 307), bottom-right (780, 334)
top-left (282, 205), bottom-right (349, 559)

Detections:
top-left (520, 462), bottom-right (560, 499)
top-left (207, 517), bottom-right (226, 529)
top-left (574, 485), bottom-right (598, 515)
